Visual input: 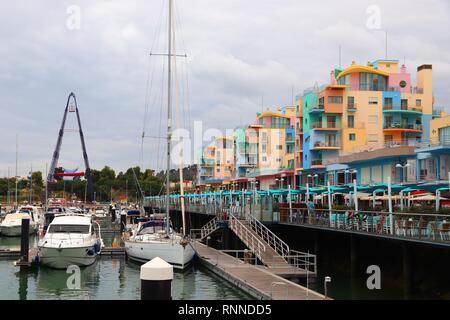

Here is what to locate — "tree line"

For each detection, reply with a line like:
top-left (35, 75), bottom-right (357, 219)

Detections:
top-left (0, 165), bottom-right (197, 204)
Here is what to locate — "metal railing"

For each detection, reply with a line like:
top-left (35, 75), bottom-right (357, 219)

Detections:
top-left (287, 208), bottom-right (450, 243)
top-left (245, 212), bottom-right (290, 259)
top-left (312, 141), bottom-right (340, 148)
top-left (229, 212), bottom-right (266, 263)
top-left (200, 217), bottom-right (220, 240)
top-left (383, 123), bottom-right (423, 130)
top-left (266, 252), bottom-right (317, 274)
top-left (221, 249), bottom-right (258, 265)
top-left (311, 122), bottom-right (340, 129)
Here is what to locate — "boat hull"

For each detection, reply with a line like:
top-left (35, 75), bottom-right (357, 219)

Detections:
top-left (39, 246), bottom-right (99, 269)
top-left (125, 239), bottom-right (195, 269)
top-left (0, 224), bottom-right (37, 237)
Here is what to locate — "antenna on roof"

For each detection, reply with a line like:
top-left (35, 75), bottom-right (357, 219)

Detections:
top-left (261, 96), bottom-right (264, 113)
top-left (339, 45), bottom-right (342, 68)
top-left (291, 86), bottom-right (294, 106)
top-left (385, 30), bottom-right (388, 60)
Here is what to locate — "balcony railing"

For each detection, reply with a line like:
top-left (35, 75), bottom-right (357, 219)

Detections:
top-left (312, 141), bottom-right (340, 148)
top-left (200, 159), bottom-right (215, 166)
top-left (311, 159), bottom-right (323, 166)
top-left (347, 103), bottom-right (357, 111)
top-left (383, 123), bottom-right (423, 130)
top-left (309, 104), bottom-right (324, 112)
top-left (383, 105), bottom-right (423, 113)
top-left (311, 122), bottom-right (340, 129)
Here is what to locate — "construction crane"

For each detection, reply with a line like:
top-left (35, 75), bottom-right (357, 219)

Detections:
top-left (47, 92), bottom-right (94, 201)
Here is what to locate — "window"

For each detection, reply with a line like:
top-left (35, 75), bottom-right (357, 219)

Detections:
top-left (348, 115), bottom-right (355, 128)
top-left (368, 134), bottom-right (378, 142)
top-left (385, 116), bottom-right (393, 127)
top-left (369, 97), bottom-right (378, 105)
top-left (216, 168), bottom-right (220, 173)
top-left (276, 145), bottom-right (282, 150)
top-left (359, 73), bottom-right (387, 91)
top-left (47, 225), bottom-right (90, 234)
top-left (337, 74), bottom-right (350, 86)
top-left (416, 99), bottom-right (422, 107)
top-left (347, 96), bottom-right (355, 107)
top-left (262, 132), bottom-right (267, 141)
top-left (368, 115), bottom-right (378, 124)
top-left (262, 144), bottom-right (267, 152)
top-left (262, 156), bottom-right (267, 162)
top-left (384, 97), bottom-right (393, 109)
top-left (401, 99), bottom-right (408, 110)
top-left (349, 133), bottom-right (356, 141)
top-left (319, 97), bottom-right (325, 106)
top-left (328, 96), bottom-right (343, 104)
top-left (276, 158), bottom-right (282, 162)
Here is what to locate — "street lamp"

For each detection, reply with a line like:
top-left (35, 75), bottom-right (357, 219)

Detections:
top-left (396, 163), bottom-right (411, 184)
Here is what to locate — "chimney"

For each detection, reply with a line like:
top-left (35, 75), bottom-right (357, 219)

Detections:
top-left (330, 70), bottom-right (337, 85)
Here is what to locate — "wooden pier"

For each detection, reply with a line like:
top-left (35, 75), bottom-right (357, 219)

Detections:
top-left (193, 242), bottom-right (327, 300)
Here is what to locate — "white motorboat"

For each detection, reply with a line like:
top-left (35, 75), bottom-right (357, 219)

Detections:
top-left (0, 206), bottom-right (39, 236)
top-left (38, 214), bottom-right (103, 269)
top-left (124, 218), bottom-right (194, 269)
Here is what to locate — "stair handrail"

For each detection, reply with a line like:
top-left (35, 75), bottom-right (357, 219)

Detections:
top-left (200, 217), bottom-right (219, 240)
top-left (245, 212), bottom-right (290, 259)
top-left (229, 212), bottom-right (266, 262)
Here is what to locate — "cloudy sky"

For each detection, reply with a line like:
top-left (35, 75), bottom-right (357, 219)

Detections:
top-left (0, 0), bottom-right (449, 177)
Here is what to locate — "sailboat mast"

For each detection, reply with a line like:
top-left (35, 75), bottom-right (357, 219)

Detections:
top-left (165, 0), bottom-right (173, 234)
top-left (15, 134), bottom-right (18, 208)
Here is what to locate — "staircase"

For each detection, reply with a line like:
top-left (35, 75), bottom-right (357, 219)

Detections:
top-left (190, 216), bottom-right (223, 241)
top-left (229, 211), bottom-right (316, 276)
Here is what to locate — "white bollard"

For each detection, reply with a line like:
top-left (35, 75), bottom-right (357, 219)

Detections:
top-left (140, 257), bottom-right (173, 300)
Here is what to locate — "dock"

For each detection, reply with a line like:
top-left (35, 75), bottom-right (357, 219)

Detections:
top-left (99, 247), bottom-right (126, 256)
top-left (193, 242), bottom-right (327, 300)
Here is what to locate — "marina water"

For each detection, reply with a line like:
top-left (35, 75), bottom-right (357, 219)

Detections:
top-left (0, 231), bottom-right (251, 300)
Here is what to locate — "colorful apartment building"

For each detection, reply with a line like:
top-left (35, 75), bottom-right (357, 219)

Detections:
top-left (197, 58), bottom-right (444, 190)
top-left (298, 59), bottom-right (435, 186)
top-left (198, 107), bottom-right (296, 189)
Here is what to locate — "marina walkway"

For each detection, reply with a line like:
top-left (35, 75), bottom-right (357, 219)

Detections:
top-left (192, 242), bottom-right (326, 300)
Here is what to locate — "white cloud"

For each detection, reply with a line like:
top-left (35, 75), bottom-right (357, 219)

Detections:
top-left (0, 0), bottom-right (449, 176)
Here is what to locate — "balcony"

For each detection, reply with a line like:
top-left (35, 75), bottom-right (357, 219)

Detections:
top-left (383, 105), bottom-right (423, 115)
top-left (383, 123), bottom-right (423, 133)
top-left (311, 141), bottom-right (340, 150)
top-left (347, 103), bottom-right (357, 112)
top-left (309, 104), bottom-right (324, 113)
top-left (311, 121), bottom-right (341, 131)
top-left (311, 159), bottom-right (325, 167)
top-left (200, 159), bottom-right (215, 167)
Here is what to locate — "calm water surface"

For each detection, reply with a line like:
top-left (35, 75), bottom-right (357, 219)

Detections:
top-left (0, 228), bottom-right (251, 300)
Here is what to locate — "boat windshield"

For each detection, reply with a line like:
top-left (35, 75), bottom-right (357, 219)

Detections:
top-left (137, 220), bottom-right (168, 235)
top-left (47, 224), bottom-right (90, 234)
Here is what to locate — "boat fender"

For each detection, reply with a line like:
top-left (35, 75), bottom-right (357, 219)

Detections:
top-left (94, 243), bottom-right (101, 253)
top-left (86, 248), bottom-right (95, 257)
